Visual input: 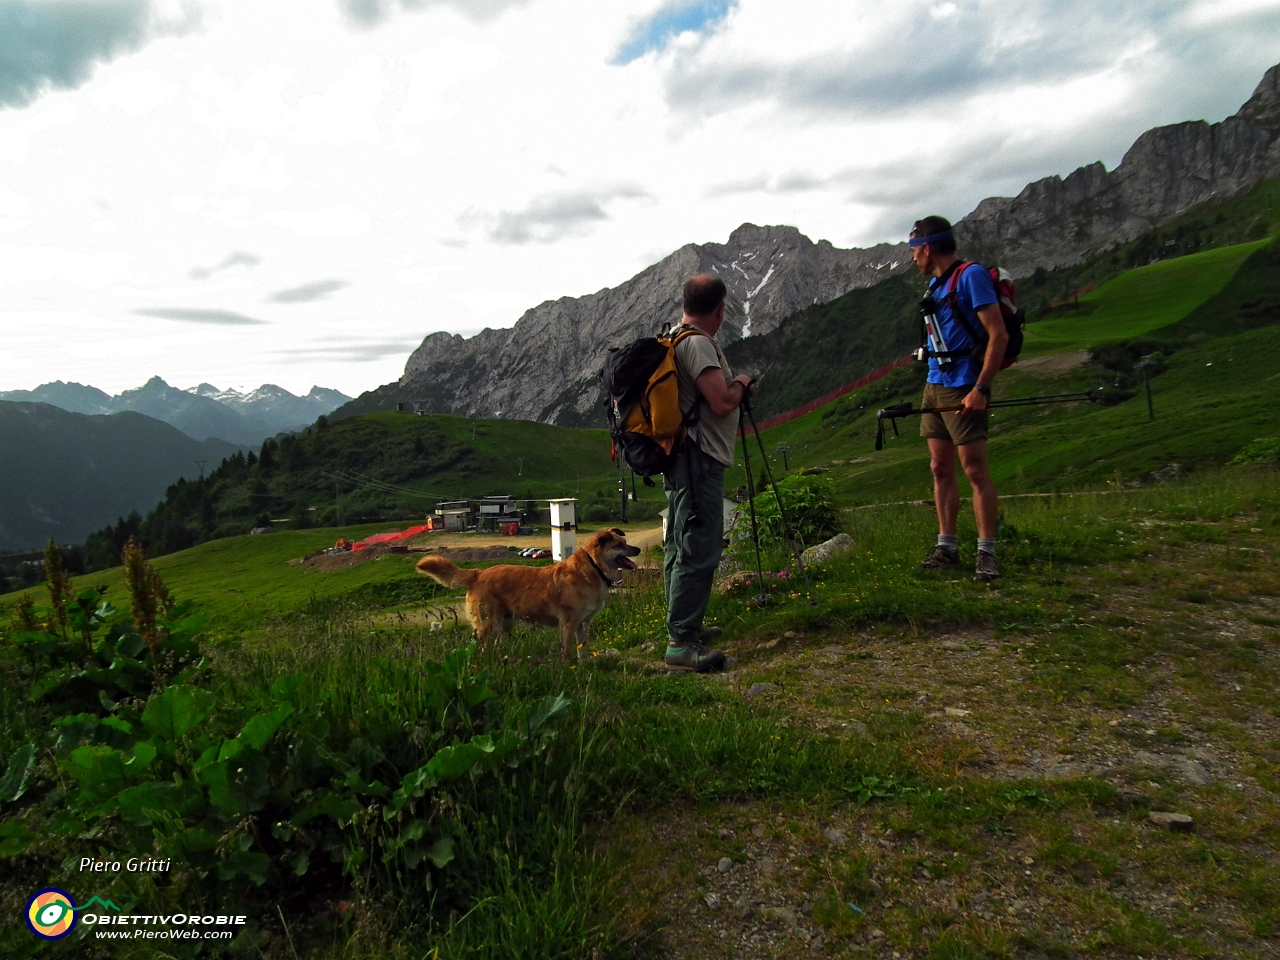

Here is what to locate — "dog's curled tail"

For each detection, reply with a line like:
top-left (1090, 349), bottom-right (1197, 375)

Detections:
top-left (415, 555), bottom-right (478, 589)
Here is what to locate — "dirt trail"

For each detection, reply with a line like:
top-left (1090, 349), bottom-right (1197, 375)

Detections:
top-left (613, 536), bottom-right (1280, 959)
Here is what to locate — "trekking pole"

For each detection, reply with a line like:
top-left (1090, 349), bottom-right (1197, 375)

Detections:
top-left (741, 396), bottom-right (817, 606)
top-left (737, 414), bottom-right (771, 607)
top-left (874, 390), bottom-right (1100, 450)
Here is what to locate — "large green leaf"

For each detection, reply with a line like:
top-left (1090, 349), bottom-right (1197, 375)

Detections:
top-left (425, 837), bottom-right (455, 868)
top-left (197, 753), bottom-right (270, 815)
top-left (290, 794), bottom-right (362, 828)
top-left (389, 767), bottom-right (439, 815)
top-left (270, 674), bottom-right (303, 702)
top-left (124, 740), bottom-right (157, 776)
top-left (0, 820), bottom-right (35, 857)
top-left (112, 781), bottom-right (180, 825)
top-left (142, 685), bottom-right (215, 741)
top-left (216, 850), bottom-right (270, 886)
top-left (425, 742), bottom-right (485, 781)
top-left (65, 745), bottom-right (129, 793)
top-left (526, 693), bottom-right (572, 735)
top-left (238, 702), bottom-right (294, 751)
top-left (0, 744), bottom-right (36, 803)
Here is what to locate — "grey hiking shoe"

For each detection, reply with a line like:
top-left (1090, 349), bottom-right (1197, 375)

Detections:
top-left (665, 640), bottom-right (726, 673)
top-left (974, 550), bottom-right (1000, 582)
top-left (919, 544), bottom-right (961, 570)
top-left (698, 625), bottom-right (722, 642)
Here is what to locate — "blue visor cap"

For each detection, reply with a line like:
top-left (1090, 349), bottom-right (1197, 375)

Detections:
top-left (908, 229), bottom-right (953, 248)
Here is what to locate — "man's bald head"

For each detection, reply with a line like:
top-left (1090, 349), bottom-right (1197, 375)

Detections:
top-left (683, 274), bottom-right (727, 318)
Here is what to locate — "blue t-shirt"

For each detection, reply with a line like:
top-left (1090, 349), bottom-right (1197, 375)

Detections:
top-left (926, 263), bottom-right (998, 388)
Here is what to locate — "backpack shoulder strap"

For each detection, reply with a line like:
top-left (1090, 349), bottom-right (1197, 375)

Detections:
top-left (669, 325), bottom-right (710, 347)
top-left (667, 325), bottom-right (715, 426)
top-left (941, 261), bottom-right (984, 343)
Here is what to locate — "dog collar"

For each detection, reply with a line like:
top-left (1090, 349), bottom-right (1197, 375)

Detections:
top-left (585, 551), bottom-right (621, 587)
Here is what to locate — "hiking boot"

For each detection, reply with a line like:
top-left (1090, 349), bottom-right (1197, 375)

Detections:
top-left (665, 639), bottom-right (726, 673)
top-left (974, 550), bottom-right (1000, 583)
top-left (698, 625), bottom-right (722, 642)
top-left (918, 544), bottom-right (961, 570)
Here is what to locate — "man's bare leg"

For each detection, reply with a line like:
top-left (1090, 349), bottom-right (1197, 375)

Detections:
top-left (958, 440), bottom-right (998, 540)
top-left (928, 438), bottom-right (960, 536)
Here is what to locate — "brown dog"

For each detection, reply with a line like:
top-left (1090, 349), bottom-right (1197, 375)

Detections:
top-left (415, 528), bottom-right (642, 660)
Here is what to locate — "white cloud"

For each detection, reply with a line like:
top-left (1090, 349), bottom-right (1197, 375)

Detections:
top-left (88, 68), bottom-right (176, 114)
top-left (465, 185), bottom-right (654, 245)
top-left (0, 183), bottom-right (32, 232)
top-left (190, 66), bottom-right (295, 136)
top-left (0, 0), bottom-right (1277, 396)
top-left (0, 100), bottom-right (78, 162)
top-left (260, 206), bottom-right (373, 239)
top-left (294, 56), bottom-right (387, 145)
top-left (392, 39), bottom-right (501, 130)
top-left (1184, 0), bottom-right (1280, 25)
top-left (215, 142), bottom-right (292, 190)
top-left (0, 244), bottom-right (130, 289)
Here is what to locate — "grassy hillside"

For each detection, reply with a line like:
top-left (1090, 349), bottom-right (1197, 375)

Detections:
top-left (76, 411), bottom-right (643, 571)
top-left (1015, 173), bottom-right (1280, 316)
top-left (0, 402), bottom-right (241, 553)
top-left (50, 519), bottom-right (653, 634)
top-left (724, 236), bottom-right (1280, 506)
top-left (1020, 239), bottom-right (1268, 356)
top-left (724, 272), bottom-right (925, 419)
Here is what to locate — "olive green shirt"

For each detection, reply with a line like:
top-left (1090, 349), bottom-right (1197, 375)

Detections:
top-left (674, 327), bottom-right (738, 468)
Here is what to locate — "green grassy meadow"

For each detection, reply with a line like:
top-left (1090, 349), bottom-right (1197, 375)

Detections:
top-left (2, 226), bottom-right (1279, 959)
top-left (721, 236), bottom-right (1280, 507)
top-left (1019, 239), bottom-right (1269, 356)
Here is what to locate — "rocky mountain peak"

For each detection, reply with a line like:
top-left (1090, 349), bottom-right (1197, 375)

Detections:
top-left (131, 376), bottom-right (174, 395)
top-left (1239, 63), bottom-right (1280, 129)
top-left (392, 221), bottom-right (911, 426)
top-left (353, 60), bottom-right (1280, 430)
top-left (959, 60), bottom-right (1280, 276)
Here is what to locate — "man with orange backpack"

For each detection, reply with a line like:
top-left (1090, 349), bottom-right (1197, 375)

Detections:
top-left (661, 274), bottom-right (756, 671)
top-left (909, 216), bottom-right (1010, 583)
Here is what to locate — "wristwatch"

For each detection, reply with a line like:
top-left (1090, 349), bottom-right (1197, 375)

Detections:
top-left (975, 385), bottom-right (991, 397)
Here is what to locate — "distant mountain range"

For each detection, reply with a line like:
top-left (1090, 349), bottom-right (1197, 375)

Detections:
top-left (0, 378), bottom-right (351, 446)
top-left (333, 61), bottom-right (1280, 429)
top-left (0, 401), bottom-right (243, 552)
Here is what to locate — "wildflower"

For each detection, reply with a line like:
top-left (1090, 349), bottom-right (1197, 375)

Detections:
top-left (43, 538), bottom-right (73, 637)
top-left (122, 537), bottom-right (173, 651)
top-left (13, 593), bottom-right (38, 632)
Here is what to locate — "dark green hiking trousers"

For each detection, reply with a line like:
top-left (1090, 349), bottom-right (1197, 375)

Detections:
top-left (663, 443), bottom-right (725, 644)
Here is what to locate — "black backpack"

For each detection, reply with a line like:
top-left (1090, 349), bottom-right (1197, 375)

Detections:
top-left (601, 326), bottom-right (708, 482)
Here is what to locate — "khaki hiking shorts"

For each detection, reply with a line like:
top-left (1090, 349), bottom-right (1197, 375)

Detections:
top-left (919, 383), bottom-right (989, 446)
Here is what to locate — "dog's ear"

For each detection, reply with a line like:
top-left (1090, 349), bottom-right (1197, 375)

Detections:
top-left (608, 527), bottom-right (625, 538)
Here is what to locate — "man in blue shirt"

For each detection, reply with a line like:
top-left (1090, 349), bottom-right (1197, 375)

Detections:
top-left (909, 216), bottom-right (1009, 582)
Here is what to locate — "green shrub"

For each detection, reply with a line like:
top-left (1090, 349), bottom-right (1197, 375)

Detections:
top-left (745, 474), bottom-right (839, 548)
top-left (1229, 437), bottom-right (1280, 466)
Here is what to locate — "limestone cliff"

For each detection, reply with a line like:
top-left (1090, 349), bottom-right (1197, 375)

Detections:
top-left (361, 62), bottom-right (1280, 428)
top-left (398, 224), bottom-right (908, 426)
top-left (959, 65), bottom-right (1280, 274)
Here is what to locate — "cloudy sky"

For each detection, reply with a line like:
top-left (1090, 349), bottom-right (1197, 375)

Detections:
top-left (2, 0), bottom-right (1278, 398)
